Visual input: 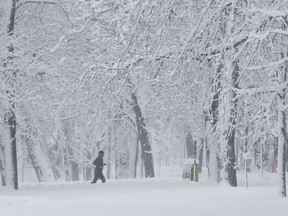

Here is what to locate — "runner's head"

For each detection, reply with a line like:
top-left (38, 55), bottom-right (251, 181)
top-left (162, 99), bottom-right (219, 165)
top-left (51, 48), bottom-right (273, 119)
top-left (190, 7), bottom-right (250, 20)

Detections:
top-left (98, 150), bottom-right (104, 157)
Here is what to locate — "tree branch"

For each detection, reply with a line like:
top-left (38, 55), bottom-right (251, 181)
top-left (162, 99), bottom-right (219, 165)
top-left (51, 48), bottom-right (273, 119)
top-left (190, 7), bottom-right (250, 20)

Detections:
top-left (16, 0), bottom-right (58, 10)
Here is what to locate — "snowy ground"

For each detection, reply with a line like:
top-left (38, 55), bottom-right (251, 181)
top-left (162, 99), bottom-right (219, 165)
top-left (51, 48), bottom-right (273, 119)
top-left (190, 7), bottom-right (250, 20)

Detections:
top-left (1, 174), bottom-right (288, 216)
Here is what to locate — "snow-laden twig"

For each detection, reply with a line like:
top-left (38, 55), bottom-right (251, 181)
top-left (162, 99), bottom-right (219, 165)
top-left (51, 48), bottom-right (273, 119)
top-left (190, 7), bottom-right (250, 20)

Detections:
top-left (71, 6), bottom-right (116, 34)
top-left (248, 29), bottom-right (288, 41)
top-left (16, 0), bottom-right (59, 10)
top-left (50, 35), bottom-right (65, 53)
top-left (245, 57), bottom-right (288, 70)
top-left (249, 8), bottom-right (288, 17)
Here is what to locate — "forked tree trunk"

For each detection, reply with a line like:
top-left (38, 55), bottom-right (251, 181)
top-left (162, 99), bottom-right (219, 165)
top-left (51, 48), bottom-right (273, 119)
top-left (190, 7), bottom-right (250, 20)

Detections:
top-left (22, 119), bottom-right (53, 182)
top-left (131, 92), bottom-right (154, 178)
top-left (25, 137), bottom-right (44, 182)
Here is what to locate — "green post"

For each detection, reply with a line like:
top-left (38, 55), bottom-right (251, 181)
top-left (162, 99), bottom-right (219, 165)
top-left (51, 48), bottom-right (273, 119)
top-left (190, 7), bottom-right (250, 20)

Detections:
top-left (194, 164), bottom-right (199, 182)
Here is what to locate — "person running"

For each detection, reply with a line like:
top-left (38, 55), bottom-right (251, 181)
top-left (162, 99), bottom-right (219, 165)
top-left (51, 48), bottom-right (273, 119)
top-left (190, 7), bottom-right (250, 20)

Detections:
top-left (91, 150), bottom-right (106, 183)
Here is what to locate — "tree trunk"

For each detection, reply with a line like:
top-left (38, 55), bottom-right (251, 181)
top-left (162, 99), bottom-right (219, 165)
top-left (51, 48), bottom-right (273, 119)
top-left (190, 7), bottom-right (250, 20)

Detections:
top-left (4, 110), bottom-right (18, 189)
top-left (209, 63), bottom-right (222, 183)
top-left (134, 137), bottom-right (139, 178)
top-left (226, 60), bottom-right (239, 187)
top-left (277, 109), bottom-right (287, 197)
top-left (106, 126), bottom-right (112, 179)
top-left (22, 118), bottom-right (53, 182)
top-left (85, 151), bottom-right (92, 180)
top-left (67, 145), bottom-right (79, 181)
top-left (277, 65), bottom-right (287, 197)
top-left (3, 0), bottom-right (18, 190)
top-left (186, 133), bottom-right (196, 158)
top-left (198, 138), bottom-right (204, 173)
top-left (62, 119), bottom-right (79, 181)
top-left (114, 134), bottom-right (130, 179)
top-left (0, 139), bottom-right (6, 186)
top-left (131, 92), bottom-right (154, 178)
top-left (25, 137), bottom-right (45, 182)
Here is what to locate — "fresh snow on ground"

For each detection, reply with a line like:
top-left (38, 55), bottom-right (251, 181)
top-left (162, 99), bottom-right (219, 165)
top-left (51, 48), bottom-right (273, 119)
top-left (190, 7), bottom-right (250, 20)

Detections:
top-left (1, 175), bottom-right (287, 216)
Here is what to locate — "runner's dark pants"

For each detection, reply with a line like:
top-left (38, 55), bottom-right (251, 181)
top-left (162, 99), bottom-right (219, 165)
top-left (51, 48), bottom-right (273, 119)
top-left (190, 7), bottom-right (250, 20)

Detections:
top-left (91, 169), bottom-right (105, 183)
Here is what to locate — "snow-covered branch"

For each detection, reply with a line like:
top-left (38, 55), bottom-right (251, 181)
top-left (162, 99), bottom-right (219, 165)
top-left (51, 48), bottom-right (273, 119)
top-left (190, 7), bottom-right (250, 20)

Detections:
top-left (16, 0), bottom-right (59, 10)
top-left (245, 57), bottom-right (288, 70)
top-left (249, 8), bottom-right (288, 17)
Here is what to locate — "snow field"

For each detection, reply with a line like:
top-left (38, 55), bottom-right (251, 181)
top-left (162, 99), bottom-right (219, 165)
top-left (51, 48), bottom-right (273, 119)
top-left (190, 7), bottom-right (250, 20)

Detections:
top-left (0, 177), bottom-right (287, 216)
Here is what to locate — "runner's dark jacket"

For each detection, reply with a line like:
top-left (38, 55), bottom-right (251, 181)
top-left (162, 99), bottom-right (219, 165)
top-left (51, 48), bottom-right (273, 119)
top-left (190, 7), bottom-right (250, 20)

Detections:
top-left (93, 156), bottom-right (104, 172)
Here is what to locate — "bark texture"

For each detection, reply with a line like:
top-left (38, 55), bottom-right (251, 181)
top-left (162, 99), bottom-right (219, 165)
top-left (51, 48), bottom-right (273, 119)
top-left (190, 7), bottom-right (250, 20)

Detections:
top-left (131, 92), bottom-right (154, 178)
top-left (4, 0), bottom-right (18, 190)
top-left (226, 61), bottom-right (239, 187)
